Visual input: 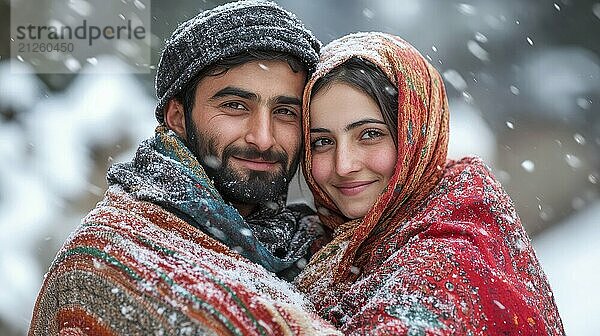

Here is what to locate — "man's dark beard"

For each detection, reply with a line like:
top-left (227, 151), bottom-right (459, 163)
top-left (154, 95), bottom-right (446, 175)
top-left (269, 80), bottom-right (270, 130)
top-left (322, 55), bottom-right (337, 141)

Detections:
top-left (185, 121), bottom-right (300, 205)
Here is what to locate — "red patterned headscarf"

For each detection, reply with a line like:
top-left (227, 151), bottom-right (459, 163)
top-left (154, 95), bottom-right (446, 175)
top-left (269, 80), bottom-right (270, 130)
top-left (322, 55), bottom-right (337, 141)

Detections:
top-left (302, 32), bottom-right (450, 279)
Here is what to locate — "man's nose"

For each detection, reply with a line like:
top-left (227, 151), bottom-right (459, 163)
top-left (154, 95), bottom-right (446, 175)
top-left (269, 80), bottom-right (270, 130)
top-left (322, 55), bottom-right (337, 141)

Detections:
top-left (244, 110), bottom-right (276, 152)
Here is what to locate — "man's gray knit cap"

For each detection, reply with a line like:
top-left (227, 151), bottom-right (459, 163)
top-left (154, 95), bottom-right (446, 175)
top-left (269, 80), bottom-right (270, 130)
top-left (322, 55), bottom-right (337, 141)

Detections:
top-left (154, 0), bottom-right (321, 123)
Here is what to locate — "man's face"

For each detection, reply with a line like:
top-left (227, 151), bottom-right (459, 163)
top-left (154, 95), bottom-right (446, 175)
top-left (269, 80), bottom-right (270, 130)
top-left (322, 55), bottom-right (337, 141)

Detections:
top-left (186, 60), bottom-right (306, 213)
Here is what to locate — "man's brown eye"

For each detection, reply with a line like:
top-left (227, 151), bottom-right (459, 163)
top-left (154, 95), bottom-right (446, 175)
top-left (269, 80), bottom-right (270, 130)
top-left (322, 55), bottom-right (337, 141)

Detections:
top-left (223, 102), bottom-right (246, 110)
top-left (275, 107), bottom-right (298, 116)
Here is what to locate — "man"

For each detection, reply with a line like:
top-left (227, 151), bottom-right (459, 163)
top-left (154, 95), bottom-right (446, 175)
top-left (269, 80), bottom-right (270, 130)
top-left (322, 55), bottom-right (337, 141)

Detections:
top-left (29, 1), bottom-right (339, 335)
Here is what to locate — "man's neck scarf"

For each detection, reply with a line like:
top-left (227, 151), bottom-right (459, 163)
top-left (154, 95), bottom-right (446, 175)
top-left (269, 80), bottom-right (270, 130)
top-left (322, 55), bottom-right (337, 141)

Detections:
top-left (107, 126), bottom-right (318, 275)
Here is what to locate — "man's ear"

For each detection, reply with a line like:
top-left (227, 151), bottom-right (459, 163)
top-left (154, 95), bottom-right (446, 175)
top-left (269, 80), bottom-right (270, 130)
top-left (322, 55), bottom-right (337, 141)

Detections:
top-left (164, 99), bottom-right (187, 139)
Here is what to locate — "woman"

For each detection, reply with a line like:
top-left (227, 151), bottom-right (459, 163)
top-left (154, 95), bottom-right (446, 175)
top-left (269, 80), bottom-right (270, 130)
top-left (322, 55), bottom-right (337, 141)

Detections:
top-left (296, 32), bottom-right (564, 335)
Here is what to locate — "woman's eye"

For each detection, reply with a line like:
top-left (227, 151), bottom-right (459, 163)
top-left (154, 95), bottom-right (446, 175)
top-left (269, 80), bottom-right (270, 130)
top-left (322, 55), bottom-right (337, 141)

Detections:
top-left (361, 129), bottom-right (384, 140)
top-left (311, 138), bottom-right (333, 149)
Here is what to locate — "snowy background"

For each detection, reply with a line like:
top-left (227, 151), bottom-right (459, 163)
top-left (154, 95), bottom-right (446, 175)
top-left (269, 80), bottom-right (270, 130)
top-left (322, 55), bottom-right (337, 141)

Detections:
top-left (1, 0), bottom-right (598, 335)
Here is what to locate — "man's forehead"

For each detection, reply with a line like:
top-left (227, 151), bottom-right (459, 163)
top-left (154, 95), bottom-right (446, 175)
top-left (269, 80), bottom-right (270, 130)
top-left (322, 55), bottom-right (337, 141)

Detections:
top-left (198, 60), bottom-right (306, 99)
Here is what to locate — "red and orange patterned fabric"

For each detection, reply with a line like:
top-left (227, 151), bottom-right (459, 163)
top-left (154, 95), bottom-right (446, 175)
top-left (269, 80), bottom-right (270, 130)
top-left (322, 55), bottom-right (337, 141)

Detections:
top-left (296, 33), bottom-right (564, 335)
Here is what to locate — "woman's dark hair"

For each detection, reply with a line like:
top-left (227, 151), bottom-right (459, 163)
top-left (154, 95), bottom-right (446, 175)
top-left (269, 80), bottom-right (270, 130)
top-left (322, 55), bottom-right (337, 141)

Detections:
top-left (311, 58), bottom-right (398, 146)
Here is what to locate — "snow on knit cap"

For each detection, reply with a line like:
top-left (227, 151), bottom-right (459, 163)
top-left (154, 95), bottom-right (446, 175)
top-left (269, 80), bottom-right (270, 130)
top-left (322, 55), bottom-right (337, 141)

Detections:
top-left (154, 0), bottom-right (321, 124)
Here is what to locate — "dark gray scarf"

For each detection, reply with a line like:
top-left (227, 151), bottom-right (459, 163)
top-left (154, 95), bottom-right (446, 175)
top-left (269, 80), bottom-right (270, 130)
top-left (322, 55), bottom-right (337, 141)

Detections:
top-left (107, 126), bottom-right (321, 279)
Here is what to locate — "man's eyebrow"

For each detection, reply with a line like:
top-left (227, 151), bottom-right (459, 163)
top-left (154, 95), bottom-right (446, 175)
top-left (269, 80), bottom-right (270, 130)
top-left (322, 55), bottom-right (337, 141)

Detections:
top-left (210, 88), bottom-right (301, 107)
top-left (272, 96), bottom-right (302, 106)
top-left (345, 118), bottom-right (386, 131)
top-left (210, 87), bottom-right (257, 101)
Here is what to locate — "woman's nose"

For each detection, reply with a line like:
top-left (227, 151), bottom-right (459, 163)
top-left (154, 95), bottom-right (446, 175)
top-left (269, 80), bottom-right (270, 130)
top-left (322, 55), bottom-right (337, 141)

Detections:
top-left (334, 143), bottom-right (360, 176)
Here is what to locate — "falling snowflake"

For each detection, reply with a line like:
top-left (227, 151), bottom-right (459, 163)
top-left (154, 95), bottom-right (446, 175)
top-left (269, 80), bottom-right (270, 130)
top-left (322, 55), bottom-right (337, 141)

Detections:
top-left (521, 160), bottom-right (535, 172)
top-left (526, 37), bottom-right (534, 46)
top-left (564, 154), bottom-right (582, 169)
top-left (362, 8), bottom-right (375, 19)
top-left (573, 133), bottom-right (586, 145)
top-left (467, 40), bottom-right (489, 62)
top-left (456, 3), bottom-right (476, 16)
top-left (509, 85), bottom-right (520, 95)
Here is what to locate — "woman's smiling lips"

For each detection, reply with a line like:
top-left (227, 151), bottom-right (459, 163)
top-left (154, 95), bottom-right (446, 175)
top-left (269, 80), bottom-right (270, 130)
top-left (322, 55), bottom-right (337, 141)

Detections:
top-left (334, 181), bottom-right (377, 196)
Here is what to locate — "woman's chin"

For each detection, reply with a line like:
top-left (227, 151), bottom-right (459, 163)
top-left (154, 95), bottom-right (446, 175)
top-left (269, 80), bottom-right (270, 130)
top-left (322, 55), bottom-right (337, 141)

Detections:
top-left (340, 206), bottom-right (369, 220)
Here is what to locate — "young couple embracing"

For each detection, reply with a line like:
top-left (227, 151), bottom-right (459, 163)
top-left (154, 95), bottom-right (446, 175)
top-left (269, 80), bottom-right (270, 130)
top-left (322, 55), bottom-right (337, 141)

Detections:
top-left (30, 1), bottom-right (564, 335)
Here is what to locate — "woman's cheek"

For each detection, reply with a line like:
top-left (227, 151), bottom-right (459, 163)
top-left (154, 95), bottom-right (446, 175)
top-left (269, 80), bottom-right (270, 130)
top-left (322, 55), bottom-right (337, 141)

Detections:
top-left (369, 146), bottom-right (397, 179)
top-left (311, 154), bottom-right (332, 189)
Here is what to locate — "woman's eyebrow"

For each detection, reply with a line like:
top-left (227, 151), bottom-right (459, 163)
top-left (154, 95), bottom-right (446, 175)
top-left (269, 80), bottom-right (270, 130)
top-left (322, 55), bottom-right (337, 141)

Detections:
top-left (345, 118), bottom-right (386, 131)
top-left (310, 127), bottom-right (330, 133)
top-left (310, 118), bottom-right (386, 133)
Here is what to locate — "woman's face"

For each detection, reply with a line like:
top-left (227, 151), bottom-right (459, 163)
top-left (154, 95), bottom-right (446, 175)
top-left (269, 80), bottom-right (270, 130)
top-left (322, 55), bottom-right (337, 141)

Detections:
top-left (309, 83), bottom-right (397, 219)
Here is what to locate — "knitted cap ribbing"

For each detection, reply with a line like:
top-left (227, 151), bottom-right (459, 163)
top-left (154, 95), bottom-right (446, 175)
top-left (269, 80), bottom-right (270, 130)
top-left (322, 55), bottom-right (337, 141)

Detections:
top-left (154, 0), bottom-right (321, 123)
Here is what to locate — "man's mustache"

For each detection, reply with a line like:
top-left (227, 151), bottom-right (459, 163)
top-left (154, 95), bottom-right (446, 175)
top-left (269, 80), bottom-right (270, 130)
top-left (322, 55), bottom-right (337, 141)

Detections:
top-left (223, 145), bottom-right (288, 165)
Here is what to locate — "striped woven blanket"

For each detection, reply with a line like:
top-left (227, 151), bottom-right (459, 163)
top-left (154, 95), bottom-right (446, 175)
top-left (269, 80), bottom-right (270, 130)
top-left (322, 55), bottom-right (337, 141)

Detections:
top-left (29, 186), bottom-right (339, 335)
top-left (29, 127), bottom-right (339, 335)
